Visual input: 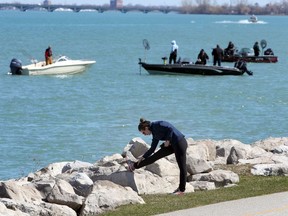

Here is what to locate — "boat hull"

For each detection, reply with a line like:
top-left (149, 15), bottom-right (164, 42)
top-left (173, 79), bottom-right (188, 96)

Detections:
top-left (222, 55), bottom-right (278, 63)
top-left (140, 63), bottom-right (245, 76)
top-left (21, 60), bottom-right (96, 75)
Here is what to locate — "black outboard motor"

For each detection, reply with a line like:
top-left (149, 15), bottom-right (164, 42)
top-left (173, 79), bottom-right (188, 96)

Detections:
top-left (234, 59), bottom-right (253, 76)
top-left (10, 58), bottom-right (23, 75)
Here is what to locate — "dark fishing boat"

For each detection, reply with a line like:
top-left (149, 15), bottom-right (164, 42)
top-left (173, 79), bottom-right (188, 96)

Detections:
top-left (222, 40), bottom-right (278, 63)
top-left (222, 54), bottom-right (278, 63)
top-left (139, 59), bottom-right (253, 76)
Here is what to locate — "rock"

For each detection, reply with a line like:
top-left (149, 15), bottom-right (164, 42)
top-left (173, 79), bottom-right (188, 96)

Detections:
top-left (1, 136), bottom-right (288, 215)
top-left (0, 198), bottom-right (77, 216)
top-left (96, 154), bottom-right (123, 165)
top-left (145, 158), bottom-right (179, 177)
top-left (191, 170), bottom-right (239, 187)
top-left (226, 144), bottom-right (252, 164)
top-left (56, 172), bottom-right (94, 197)
top-left (251, 137), bottom-right (288, 152)
top-left (251, 163), bottom-right (288, 176)
top-left (62, 160), bottom-right (93, 173)
top-left (272, 145), bottom-right (288, 154)
top-left (0, 181), bottom-right (43, 202)
top-left (122, 137), bottom-right (149, 159)
top-left (186, 157), bottom-right (213, 174)
top-left (0, 200), bottom-right (30, 216)
top-left (187, 139), bottom-right (217, 161)
top-left (79, 180), bottom-right (145, 216)
top-left (189, 181), bottom-right (216, 191)
top-left (46, 179), bottom-right (84, 211)
top-left (216, 139), bottom-right (246, 158)
top-left (28, 161), bottom-right (77, 181)
top-left (69, 172), bottom-right (94, 197)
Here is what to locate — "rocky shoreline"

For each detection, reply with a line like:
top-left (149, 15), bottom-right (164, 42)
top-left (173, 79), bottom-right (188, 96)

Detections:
top-left (1, 137), bottom-right (288, 216)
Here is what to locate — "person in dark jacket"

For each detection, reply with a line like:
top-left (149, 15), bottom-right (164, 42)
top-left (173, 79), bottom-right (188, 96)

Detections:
top-left (224, 41), bottom-right (235, 56)
top-left (45, 46), bottom-right (53, 65)
top-left (253, 42), bottom-right (260, 56)
top-left (127, 118), bottom-right (188, 195)
top-left (212, 44), bottom-right (224, 66)
top-left (196, 49), bottom-right (209, 65)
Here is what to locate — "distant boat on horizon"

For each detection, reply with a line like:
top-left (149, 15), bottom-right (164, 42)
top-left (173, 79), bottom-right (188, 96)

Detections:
top-left (248, 14), bottom-right (258, 23)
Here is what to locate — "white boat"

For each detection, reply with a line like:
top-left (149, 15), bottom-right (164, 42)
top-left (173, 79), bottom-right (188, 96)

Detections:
top-left (248, 15), bottom-right (258, 23)
top-left (9, 56), bottom-right (96, 75)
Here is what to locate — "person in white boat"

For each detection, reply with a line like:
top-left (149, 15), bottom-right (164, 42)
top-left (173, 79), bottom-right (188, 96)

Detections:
top-left (45, 46), bottom-right (53, 65)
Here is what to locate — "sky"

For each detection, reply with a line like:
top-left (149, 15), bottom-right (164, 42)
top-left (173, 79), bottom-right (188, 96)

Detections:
top-left (0, 0), bottom-right (281, 6)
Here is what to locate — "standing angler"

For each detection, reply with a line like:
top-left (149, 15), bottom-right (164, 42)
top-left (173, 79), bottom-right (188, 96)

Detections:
top-left (169, 40), bottom-right (178, 64)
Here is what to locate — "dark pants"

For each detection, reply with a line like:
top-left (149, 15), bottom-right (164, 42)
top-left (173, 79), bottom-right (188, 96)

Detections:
top-left (134, 138), bottom-right (187, 192)
top-left (169, 53), bottom-right (177, 64)
top-left (213, 58), bottom-right (221, 66)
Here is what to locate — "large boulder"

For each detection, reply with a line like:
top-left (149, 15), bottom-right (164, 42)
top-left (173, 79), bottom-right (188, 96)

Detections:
top-left (216, 139), bottom-right (247, 158)
top-left (251, 137), bottom-right (288, 152)
top-left (79, 180), bottom-right (145, 216)
top-left (189, 181), bottom-right (216, 191)
top-left (46, 179), bottom-right (84, 211)
top-left (0, 181), bottom-right (43, 203)
top-left (0, 198), bottom-right (76, 216)
top-left (187, 139), bottom-right (217, 161)
top-left (226, 144), bottom-right (251, 164)
top-left (145, 158), bottom-right (179, 177)
top-left (251, 163), bottom-right (288, 176)
top-left (0, 200), bottom-right (30, 216)
top-left (122, 137), bottom-right (150, 159)
top-left (186, 157), bottom-right (213, 175)
top-left (191, 170), bottom-right (239, 187)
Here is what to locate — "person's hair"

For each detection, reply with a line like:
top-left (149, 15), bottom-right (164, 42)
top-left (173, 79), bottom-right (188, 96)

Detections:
top-left (138, 118), bottom-right (151, 131)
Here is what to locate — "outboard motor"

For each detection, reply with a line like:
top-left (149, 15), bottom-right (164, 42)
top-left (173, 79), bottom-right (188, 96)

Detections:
top-left (10, 58), bottom-right (23, 75)
top-left (234, 59), bottom-right (253, 76)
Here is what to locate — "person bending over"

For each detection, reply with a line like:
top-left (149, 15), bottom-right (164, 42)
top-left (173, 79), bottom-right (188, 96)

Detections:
top-left (127, 118), bottom-right (187, 195)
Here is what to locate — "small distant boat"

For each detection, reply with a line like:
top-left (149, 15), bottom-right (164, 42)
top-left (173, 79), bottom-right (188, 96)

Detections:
top-left (139, 58), bottom-right (252, 76)
top-left (9, 56), bottom-right (96, 75)
top-left (248, 15), bottom-right (258, 23)
top-left (222, 47), bottom-right (278, 63)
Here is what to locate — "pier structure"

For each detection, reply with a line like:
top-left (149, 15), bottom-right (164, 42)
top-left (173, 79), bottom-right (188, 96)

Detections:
top-left (0, 2), bottom-right (180, 13)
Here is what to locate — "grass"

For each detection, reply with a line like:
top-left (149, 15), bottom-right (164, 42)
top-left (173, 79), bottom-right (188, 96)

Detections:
top-left (100, 164), bottom-right (288, 216)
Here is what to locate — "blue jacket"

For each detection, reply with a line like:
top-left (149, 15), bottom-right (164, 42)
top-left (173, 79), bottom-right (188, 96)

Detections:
top-left (143, 121), bottom-right (185, 158)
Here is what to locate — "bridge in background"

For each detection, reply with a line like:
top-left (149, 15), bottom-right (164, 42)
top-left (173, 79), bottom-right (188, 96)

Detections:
top-left (0, 3), bottom-right (181, 13)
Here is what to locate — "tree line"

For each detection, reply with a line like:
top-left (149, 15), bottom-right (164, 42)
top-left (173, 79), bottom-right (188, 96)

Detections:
top-left (180, 0), bottom-right (288, 15)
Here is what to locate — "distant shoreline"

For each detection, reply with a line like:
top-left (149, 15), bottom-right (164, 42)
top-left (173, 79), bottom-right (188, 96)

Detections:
top-left (0, 2), bottom-right (287, 15)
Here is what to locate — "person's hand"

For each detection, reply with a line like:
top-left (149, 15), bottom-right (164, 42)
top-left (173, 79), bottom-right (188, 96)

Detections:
top-left (164, 140), bottom-right (170, 147)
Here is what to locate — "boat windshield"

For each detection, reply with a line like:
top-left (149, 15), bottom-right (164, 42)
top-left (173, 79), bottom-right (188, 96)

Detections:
top-left (56, 56), bottom-right (70, 62)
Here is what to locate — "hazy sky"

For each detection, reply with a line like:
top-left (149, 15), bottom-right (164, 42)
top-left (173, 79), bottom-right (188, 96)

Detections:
top-left (0, 0), bottom-right (281, 6)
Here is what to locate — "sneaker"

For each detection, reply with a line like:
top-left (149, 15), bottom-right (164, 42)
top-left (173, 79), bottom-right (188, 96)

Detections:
top-left (172, 188), bottom-right (184, 196)
top-left (126, 159), bottom-right (135, 172)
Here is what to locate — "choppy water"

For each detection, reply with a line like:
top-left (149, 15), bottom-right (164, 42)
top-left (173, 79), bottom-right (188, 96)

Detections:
top-left (0, 11), bottom-right (287, 180)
